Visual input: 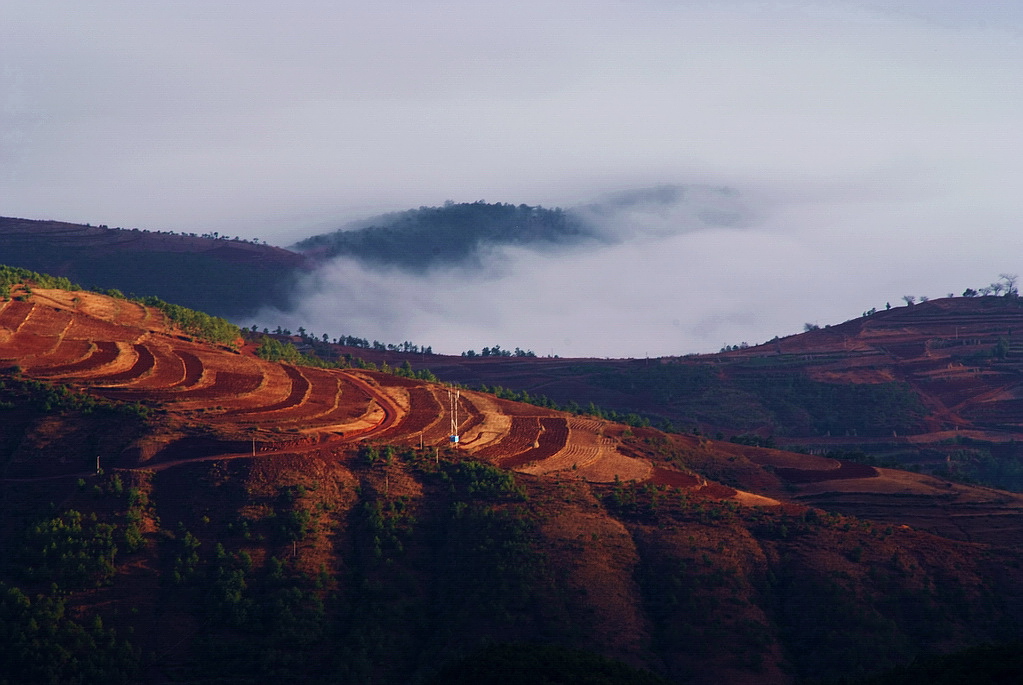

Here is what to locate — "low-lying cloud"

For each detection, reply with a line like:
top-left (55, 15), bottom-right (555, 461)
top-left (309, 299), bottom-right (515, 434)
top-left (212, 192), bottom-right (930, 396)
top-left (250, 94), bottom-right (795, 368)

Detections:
top-left (245, 180), bottom-right (1017, 359)
top-left (6, 2), bottom-right (1023, 356)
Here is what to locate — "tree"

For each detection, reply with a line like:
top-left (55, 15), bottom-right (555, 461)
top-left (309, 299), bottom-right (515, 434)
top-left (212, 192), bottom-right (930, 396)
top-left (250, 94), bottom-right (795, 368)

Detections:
top-left (902, 295), bottom-right (916, 306)
top-left (1000, 273), bottom-right (1019, 297)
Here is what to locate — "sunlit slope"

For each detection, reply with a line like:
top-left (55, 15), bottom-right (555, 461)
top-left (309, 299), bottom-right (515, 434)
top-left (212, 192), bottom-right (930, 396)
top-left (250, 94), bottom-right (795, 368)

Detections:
top-left (6, 284), bottom-right (1023, 684)
top-left (0, 286), bottom-right (734, 494)
top-left (7, 285), bottom-right (1023, 547)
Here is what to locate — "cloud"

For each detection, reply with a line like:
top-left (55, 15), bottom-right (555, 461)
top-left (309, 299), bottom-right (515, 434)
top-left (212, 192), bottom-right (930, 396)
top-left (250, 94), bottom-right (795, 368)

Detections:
top-left (247, 174), bottom-right (1023, 359)
top-left (570, 185), bottom-right (754, 241)
top-left (5, 2), bottom-right (1023, 356)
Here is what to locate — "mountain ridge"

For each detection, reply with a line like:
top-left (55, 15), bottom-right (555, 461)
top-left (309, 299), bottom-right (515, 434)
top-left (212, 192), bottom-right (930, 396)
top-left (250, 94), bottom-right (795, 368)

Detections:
top-left (0, 216), bottom-right (307, 317)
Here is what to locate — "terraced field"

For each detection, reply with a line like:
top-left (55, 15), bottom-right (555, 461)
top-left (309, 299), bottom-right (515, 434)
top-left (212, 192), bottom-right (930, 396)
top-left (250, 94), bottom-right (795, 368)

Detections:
top-left (9, 284), bottom-right (1023, 550)
top-left (10, 285), bottom-right (1023, 526)
top-left (0, 287), bottom-right (716, 492)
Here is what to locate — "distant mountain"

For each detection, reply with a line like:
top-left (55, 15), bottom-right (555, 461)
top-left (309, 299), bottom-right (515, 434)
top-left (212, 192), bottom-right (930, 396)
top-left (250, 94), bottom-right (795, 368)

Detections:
top-left (291, 200), bottom-right (598, 272)
top-left (290, 187), bottom-right (750, 273)
top-left (0, 216), bottom-right (307, 317)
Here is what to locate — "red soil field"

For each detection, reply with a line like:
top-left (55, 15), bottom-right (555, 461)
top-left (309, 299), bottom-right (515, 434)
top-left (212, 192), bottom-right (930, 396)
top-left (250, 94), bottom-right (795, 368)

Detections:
top-left (493, 397), bottom-right (556, 417)
top-left (649, 466), bottom-right (701, 488)
top-left (19, 305), bottom-right (73, 337)
top-left (160, 371), bottom-right (264, 402)
top-left (283, 368), bottom-right (342, 418)
top-left (24, 339), bottom-right (94, 371)
top-left (476, 416), bottom-right (541, 461)
top-left (224, 367), bottom-right (348, 427)
top-left (18, 306), bottom-right (71, 333)
top-left (100, 341), bottom-right (188, 391)
top-left (0, 300), bottom-right (34, 331)
top-left (697, 483), bottom-right (739, 498)
top-left (499, 416), bottom-right (569, 469)
top-left (4, 285), bottom-right (901, 510)
top-left (375, 386), bottom-right (443, 442)
top-left (64, 315), bottom-right (144, 343)
top-left (110, 299), bottom-right (153, 328)
top-left (0, 333), bottom-right (61, 359)
top-left (34, 341), bottom-right (121, 376)
top-left (773, 461), bottom-right (878, 483)
top-left (175, 350), bottom-right (205, 388)
top-left (91, 343), bottom-right (156, 385)
top-left (222, 364), bottom-right (310, 416)
top-left (455, 394), bottom-right (485, 438)
top-left (315, 376), bottom-right (375, 425)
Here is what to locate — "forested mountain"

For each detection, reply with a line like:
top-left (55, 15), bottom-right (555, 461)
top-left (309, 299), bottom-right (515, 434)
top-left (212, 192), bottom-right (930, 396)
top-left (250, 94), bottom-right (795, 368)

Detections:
top-left (291, 201), bottom-right (597, 271)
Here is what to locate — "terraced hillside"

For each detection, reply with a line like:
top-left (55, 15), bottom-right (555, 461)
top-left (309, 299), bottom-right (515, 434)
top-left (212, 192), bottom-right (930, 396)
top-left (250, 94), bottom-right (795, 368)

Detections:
top-left (6, 284), bottom-right (1023, 541)
top-left (5, 284), bottom-right (1023, 685)
top-left (0, 285), bottom-right (712, 491)
top-left (360, 295), bottom-right (1023, 493)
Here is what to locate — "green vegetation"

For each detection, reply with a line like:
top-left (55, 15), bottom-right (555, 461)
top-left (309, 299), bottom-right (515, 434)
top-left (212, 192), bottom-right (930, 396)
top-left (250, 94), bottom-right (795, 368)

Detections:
top-left (0, 265), bottom-right (78, 298)
top-left (933, 445), bottom-right (1023, 492)
top-left (1, 435), bottom-right (1021, 684)
top-left (462, 344), bottom-right (537, 358)
top-left (137, 295), bottom-right (240, 346)
top-left (477, 383), bottom-right (654, 428)
top-left (0, 583), bottom-right (139, 684)
top-left (255, 333), bottom-right (439, 381)
top-left (0, 376), bottom-right (151, 420)
top-left (450, 459), bottom-right (528, 500)
top-left (292, 201), bottom-right (593, 272)
top-left (14, 510), bottom-right (118, 588)
top-left (255, 335), bottom-right (331, 366)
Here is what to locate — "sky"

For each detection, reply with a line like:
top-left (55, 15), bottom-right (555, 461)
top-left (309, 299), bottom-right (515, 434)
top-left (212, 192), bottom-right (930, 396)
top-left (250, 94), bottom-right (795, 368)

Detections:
top-left (4, 1), bottom-right (1023, 357)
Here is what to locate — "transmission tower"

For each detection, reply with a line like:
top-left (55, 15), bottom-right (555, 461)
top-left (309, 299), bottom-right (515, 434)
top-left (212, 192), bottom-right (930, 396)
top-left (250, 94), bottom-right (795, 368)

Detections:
top-left (449, 388), bottom-right (460, 445)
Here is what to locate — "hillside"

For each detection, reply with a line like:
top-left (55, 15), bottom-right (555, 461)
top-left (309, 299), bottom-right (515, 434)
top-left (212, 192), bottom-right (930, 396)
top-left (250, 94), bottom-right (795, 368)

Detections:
top-left (0, 217), bottom-right (307, 317)
top-left (339, 295), bottom-right (1023, 494)
top-left (3, 282), bottom-right (1023, 683)
top-left (291, 201), bottom-right (595, 272)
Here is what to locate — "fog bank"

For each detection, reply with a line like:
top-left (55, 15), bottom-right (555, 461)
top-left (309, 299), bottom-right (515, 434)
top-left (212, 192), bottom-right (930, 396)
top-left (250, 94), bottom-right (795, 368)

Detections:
top-left (247, 180), bottom-right (1018, 358)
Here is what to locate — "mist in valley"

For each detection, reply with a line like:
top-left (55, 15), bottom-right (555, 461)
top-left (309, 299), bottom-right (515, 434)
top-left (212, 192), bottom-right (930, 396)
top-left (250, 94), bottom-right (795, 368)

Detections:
top-left (246, 180), bottom-right (1019, 358)
top-left (5, 1), bottom-right (1023, 357)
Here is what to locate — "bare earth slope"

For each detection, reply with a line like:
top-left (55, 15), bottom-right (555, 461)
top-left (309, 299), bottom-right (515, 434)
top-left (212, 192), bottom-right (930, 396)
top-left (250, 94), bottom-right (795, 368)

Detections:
top-left (3, 285), bottom-right (1023, 684)
top-left (351, 296), bottom-right (1023, 493)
